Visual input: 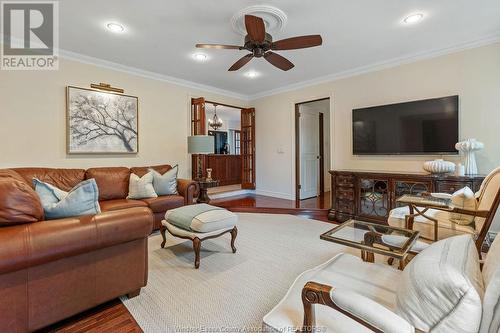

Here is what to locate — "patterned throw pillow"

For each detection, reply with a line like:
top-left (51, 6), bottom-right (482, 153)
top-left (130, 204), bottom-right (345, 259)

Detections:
top-left (149, 165), bottom-right (178, 195)
top-left (127, 172), bottom-right (157, 199)
top-left (33, 178), bottom-right (101, 219)
top-left (450, 186), bottom-right (477, 225)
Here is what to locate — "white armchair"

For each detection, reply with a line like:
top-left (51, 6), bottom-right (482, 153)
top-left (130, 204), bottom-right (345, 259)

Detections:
top-left (263, 233), bottom-right (500, 333)
top-left (388, 167), bottom-right (500, 252)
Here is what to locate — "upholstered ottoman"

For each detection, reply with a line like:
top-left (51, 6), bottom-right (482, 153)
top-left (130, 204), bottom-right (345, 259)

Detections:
top-left (160, 204), bottom-right (238, 268)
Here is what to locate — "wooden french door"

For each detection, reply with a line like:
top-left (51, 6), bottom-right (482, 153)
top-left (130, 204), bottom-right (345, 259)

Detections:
top-left (191, 98), bottom-right (206, 179)
top-left (241, 108), bottom-right (256, 189)
top-left (191, 97), bottom-right (206, 135)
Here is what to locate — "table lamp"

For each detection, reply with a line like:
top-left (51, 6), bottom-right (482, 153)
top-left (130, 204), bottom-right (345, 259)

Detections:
top-left (188, 135), bottom-right (214, 180)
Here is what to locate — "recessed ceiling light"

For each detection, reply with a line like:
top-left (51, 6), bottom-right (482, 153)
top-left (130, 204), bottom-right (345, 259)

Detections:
top-left (106, 22), bottom-right (125, 33)
top-left (245, 71), bottom-right (259, 78)
top-left (403, 13), bottom-right (424, 24)
top-left (193, 53), bottom-right (208, 62)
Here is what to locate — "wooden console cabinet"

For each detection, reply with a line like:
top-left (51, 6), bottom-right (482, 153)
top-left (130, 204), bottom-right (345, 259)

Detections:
top-left (328, 170), bottom-right (485, 223)
top-left (206, 154), bottom-right (242, 186)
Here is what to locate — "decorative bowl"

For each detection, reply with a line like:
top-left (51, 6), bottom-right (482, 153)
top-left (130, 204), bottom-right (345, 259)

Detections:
top-left (423, 159), bottom-right (455, 174)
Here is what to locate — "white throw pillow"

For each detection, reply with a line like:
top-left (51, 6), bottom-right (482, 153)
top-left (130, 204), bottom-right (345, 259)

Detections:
top-left (149, 165), bottom-right (178, 195)
top-left (127, 172), bottom-right (157, 199)
top-left (450, 186), bottom-right (477, 225)
top-left (396, 235), bottom-right (484, 333)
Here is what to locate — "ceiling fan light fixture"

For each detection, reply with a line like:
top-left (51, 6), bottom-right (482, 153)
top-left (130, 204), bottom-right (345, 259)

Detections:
top-left (403, 13), bottom-right (424, 24)
top-left (193, 53), bottom-right (208, 62)
top-left (245, 70), bottom-right (259, 78)
top-left (106, 22), bottom-right (125, 33)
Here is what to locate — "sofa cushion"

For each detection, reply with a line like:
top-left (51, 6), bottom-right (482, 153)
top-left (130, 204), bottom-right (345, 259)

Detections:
top-left (127, 172), bottom-right (157, 199)
top-left (0, 207), bottom-right (153, 275)
top-left (13, 167), bottom-right (85, 191)
top-left (33, 178), bottom-right (101, 220)
top-left (165, 204), bottom-right (237, 232)
top-left (0, 179), bottom-right (44, 225)
top-left (130, 164), bottom-right (172, 177)
top-left (85, 167), bottom-right (130, 200)
top-left (263, 253), bottom-right (402, 333)
top-left (150, 165), bottom-right (178, 195)
top-left (141, 195), bottom-right (184, 213)
top-left (480, 233), bottom-right (500, 333)
top-left (396, 235), bottom-right (483, 333)
top-left (99, 199), bottom-right (148, 212)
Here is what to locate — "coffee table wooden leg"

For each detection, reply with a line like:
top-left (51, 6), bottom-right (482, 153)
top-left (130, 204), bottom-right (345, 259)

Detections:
top-left (230, 226), bottom-right (238, 253)
top-left (193, 237), bottom-right (201, 269)
top-left (387, 257), bottom-right (394, 266)
top-left (365, 251), bottom-right (375, 263)
top-left (160, 225), bottom-right (167, 248)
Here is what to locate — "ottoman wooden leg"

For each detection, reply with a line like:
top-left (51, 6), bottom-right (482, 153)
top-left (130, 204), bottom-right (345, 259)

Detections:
top-left (230, 226), bottom-right (238, 253)
top-left (193, 237), bottom-right (201, 269)
top-left (160, 225), bottom-right (167, 248)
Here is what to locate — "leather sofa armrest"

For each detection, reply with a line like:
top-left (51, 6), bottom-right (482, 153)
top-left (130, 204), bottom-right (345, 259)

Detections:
top-left (0, 207), bottom-right (153, 275)
top-left (300, 281), bottom-right (423, 333)
top-left (177, 178), bottom-right (198, 205)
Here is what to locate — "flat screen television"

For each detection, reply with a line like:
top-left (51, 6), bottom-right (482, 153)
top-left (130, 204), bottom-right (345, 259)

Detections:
top-left (352, 95), bottom-right (459, 155)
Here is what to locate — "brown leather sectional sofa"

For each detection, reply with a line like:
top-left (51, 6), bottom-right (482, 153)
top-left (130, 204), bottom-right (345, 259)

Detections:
top-left (0, 165), bottom-right (197, 332)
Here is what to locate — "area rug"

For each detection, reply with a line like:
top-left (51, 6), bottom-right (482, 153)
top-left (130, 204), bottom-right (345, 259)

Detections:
top-left (121, 213), bottom-right (359, 332)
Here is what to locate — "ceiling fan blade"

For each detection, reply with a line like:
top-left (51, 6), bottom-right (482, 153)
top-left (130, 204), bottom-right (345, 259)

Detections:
top-left (196, 44), bottom-right (243, 50)
top-left (272, 35), bottom-right (323, 50)
top-left (228, 54), bottom-right (254, 71)
top-left (245, 15), bottom-right (266, 43)
top-left (264, 52), bottom-right (294, 71)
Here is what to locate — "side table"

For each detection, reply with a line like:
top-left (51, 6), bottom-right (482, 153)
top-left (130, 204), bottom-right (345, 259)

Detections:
top-left (196, 179), bottom-right (220, 203)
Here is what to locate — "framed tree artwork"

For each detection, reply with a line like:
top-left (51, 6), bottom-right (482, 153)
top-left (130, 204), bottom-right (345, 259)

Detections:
top-left (66, 86), bottom-right (138, 154)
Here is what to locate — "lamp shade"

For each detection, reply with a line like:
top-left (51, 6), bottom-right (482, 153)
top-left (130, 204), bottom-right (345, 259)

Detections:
top-left (188, 135), bottom-right (214, 154)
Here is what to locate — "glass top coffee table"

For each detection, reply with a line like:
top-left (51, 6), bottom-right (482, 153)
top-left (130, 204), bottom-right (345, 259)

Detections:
top-left (321, 219), bottom-right (420, 269)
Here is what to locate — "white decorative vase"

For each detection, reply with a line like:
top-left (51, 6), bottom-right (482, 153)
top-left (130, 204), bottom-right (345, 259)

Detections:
top-left (455, 139), bottom-right (484, 175)
top-left (423, 159), bottom-right (456, 174)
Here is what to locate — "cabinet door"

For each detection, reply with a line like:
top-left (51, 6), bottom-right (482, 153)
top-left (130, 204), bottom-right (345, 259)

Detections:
top-left (392, 180), bottom-right (432, 207)
top-left (357, 178), bottom-right (390, 221)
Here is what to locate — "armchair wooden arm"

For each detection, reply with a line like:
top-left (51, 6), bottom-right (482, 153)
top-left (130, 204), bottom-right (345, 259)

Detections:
top-left (300, 281), bottom-right (425, 333)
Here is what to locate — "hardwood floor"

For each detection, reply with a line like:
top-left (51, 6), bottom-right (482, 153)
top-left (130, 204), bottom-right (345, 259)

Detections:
top-left (211, 192), bottom-right (331, 221)
top-left (212, 191), bottom-right (331, 209)
top-left (40, 299), bottom-right (141, 333)
top-left (40, 192), bottom-right (332, 332)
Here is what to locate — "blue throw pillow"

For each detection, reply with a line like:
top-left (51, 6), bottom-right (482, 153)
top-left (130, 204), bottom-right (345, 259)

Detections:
top-left (33, 178), bottom-right (101, 220)
top-left (149, 165), bottom-right (178, 195)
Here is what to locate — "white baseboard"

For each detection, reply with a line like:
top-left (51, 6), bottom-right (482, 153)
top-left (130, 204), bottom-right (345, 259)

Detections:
top-left (210, 189), bottom-right (255, 199)
top-left (255, 189), bottom-right (294, 200)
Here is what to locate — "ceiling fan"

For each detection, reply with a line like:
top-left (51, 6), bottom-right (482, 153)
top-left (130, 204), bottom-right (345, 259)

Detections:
top-left (196, 15), bottom-right (322, 71)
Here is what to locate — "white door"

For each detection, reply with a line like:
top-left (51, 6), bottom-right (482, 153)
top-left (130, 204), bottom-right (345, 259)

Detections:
top-left (299, 109), bottom-right (320, 199)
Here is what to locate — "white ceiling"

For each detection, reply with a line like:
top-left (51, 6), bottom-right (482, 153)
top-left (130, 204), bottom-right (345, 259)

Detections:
top-left (60, 0), bottom-right (500, 99)
top-left (206, 104), bottom-right (241, 123)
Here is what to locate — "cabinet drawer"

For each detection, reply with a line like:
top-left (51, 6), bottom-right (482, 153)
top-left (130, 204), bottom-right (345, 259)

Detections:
top-left (336, 200), bottom-right (354, 214)
top-left (336, 188), bottom-right (354, 200)
top-left (336, 175), bottom-right (354, 187)
top-left (436, 181), bottom-right (472, 194)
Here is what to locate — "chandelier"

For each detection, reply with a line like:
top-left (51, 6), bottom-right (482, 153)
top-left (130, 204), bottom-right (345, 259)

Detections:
top-left (208, 104), bottom-right (223, 130)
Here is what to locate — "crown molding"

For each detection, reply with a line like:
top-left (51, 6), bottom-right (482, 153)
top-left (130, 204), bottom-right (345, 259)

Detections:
top-left (58, 49), bottom-right (249, 101)
top-left (3, 32), bottom-right (500, 102)
top-left (248, 33), bottom-right (500, 100)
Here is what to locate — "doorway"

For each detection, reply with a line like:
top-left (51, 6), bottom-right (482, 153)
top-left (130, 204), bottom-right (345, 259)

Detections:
top-left (295, 98), bottom-right (331, 201)
top-left (191, 98), bottom-right (256, 190)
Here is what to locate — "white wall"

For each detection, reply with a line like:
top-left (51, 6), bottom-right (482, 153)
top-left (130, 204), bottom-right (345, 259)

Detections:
top-left (253, 42), bottom-right (500, 200)
top-left (0, 57), bottom-right (247, 179)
